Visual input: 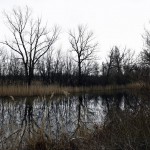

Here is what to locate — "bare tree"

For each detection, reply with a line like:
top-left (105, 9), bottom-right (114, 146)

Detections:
top-left (104, 48), bottom-right (114, 78)
top-left (140, 26), bottom-right (150, 84)
top-left (102, 46), bottom-right (136, 85)
top-left (141, 27), bottom-right (150, 66)
top-left (69, 25), bottom-right (98, 85)
top-left (1, 7), bottom-right (59, 85)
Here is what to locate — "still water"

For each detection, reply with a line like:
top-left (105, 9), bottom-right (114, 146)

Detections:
top-left (0, 91), bottom-right (146, 148)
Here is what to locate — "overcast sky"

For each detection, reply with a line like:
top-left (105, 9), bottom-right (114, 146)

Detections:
top-left (0, 0), bottom-right (150, 59)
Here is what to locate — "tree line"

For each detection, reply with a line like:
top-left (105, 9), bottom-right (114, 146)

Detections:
top-left (0, 6), bottom-right (150, 86)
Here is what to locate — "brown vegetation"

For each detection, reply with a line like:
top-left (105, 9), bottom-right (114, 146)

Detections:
top-left (0, 83), bottom-right (144, 97)
top-left (24, 108), bottom-right (150, 150)
top-left (1, 103), bottom-right (150, 150)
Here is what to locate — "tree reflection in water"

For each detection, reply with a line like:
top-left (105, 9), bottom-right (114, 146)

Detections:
top-left (0, 92), bottom-right (147, 149)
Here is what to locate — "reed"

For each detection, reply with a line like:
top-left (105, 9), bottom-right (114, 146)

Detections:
top-left (0, 83), bottom-right (144, 97)
top-left (2, 106), bottom-right (150, 150)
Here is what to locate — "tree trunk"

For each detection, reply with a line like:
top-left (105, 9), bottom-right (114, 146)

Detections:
top-left (78, 61), bottom-right (82, 86)
top-left (24, 63), bottom-right (29, 85)
top-left (28, 67), bottom-right (33, 86)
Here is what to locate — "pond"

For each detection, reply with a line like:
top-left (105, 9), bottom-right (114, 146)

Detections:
top-left (0, 91), bottom-right (149, 149)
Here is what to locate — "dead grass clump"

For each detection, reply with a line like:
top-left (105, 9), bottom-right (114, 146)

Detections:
top-left (85, 108), bottom-right (150, 150)
top-left (24, 109), bottom-right (150, 150)
top-left (2, 107), bottom-right (150, 150)
top-left (25, 131), bottom-right (81, 150)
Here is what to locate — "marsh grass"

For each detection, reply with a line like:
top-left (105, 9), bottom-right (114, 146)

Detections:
top-left (1, 105), bottom-right (150, 150)
top-left (0, 83), bottom-right (144, 97)
top-left (0, 102), bottom-right (150, 150)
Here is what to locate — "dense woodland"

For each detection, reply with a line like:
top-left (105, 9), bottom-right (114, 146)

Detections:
top-left (0, 7), bottom-right (150, 86)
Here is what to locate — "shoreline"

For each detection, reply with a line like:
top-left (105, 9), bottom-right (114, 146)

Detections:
top-left (0, 83), bottom-right (144, 97)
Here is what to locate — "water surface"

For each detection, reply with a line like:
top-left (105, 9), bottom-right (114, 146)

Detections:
top-left (0, 91), bottom-right (147, 148)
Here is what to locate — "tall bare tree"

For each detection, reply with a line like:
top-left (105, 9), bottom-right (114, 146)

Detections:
top-left (140, 26), bottom-right (150, 84)
top-left (1, 7), bottom-right (59, 85)
top-left (69, 25), bottom-right (98, 85)
top-left (102, 46), bottom-right (136, 85)
top-left (141, 27), bottom-right (150, 66)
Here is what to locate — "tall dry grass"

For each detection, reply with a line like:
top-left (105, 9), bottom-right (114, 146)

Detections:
top-left (2, 107), bottom-right (150, 150)
top-left (0, 83), bottom-right (144, 97)
top-left (1, 89), bottom-right (150, 150)
top-left (26, 107), bottom-right (150, 150)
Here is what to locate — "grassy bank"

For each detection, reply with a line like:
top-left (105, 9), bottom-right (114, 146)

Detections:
top-left (0, 83), bottom-right (144, 97)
